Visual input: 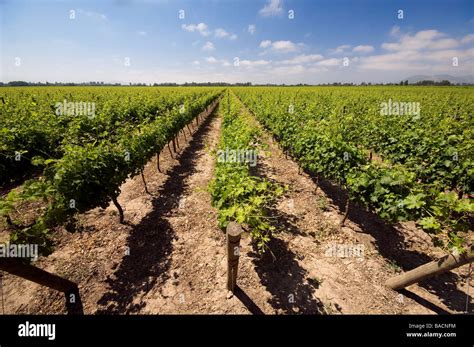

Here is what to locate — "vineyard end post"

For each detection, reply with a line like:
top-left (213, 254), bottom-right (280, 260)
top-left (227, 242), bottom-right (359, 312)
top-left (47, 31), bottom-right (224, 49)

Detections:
top-left (386, 246), bottom-right (474, 291)
top-left (0, 258), bottom-right (83, 314)
top-left (226, 222), bottom-right (243, 293)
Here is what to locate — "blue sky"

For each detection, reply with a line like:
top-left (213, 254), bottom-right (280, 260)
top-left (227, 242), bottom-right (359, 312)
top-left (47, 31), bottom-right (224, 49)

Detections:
top-left (1, 0), bottom-right (473, 84)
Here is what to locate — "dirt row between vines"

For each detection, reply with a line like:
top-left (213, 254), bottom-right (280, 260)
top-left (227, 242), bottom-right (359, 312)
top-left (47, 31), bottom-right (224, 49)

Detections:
top-left (1, 100), bottom-right (471, 314)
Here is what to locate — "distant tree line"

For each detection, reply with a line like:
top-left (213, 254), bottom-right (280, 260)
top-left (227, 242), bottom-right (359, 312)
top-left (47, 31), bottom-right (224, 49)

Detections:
top-left (0, 81), bottom-right (122, 86)
top-left (413, 80), bottom-right (453, 86)
top-left (0, 81), bottom-right (251, 87)
top-left (152, 82), bottom-right (252, 86)
top-left (0, 80), bottom-right (471, 87)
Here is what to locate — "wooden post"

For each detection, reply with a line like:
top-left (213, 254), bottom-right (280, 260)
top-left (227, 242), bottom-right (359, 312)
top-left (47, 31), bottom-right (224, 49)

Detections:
top-left (0, 258), bottom-right (83, 314)
top-left (227, 222), bottom-right (243, 292)
top-left (386, 246), bottom-right (474, 290)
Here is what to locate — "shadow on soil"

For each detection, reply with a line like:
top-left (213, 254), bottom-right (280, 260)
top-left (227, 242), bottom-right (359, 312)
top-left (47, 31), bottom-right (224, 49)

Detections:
top-left (249, 237), bottom-right (326, 314)
top-left (234, 286), bottom-right (265, 315)
top-left (312, 174), bottom-right (471, 314)
top-left (96, 114), bottom-right (215, 314)
top-left (248, 152), bottom-right (326, 314)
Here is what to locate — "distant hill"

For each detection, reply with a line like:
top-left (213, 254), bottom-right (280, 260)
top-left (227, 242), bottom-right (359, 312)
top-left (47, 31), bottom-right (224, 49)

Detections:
top-left (405, 74), bottom-right (474, 84)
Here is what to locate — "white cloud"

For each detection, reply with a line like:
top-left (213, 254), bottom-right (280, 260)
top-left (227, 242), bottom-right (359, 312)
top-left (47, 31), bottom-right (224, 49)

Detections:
top-left (272, 40), bottom-right (297, 52)
top-left (260, 40), bottom-right (272, 48)
top-left (316, 58), bottom-right (341, 67)
top-left (330, 44), bottom-right (351, 54)
top-left (382, 29), bottom-right (474, 55)
top-left (382, 30), bottom-right (450, 51)
top-left (240, 59), bottom-right (271, 67)
top-left (204, 57), bottom-right (232, 66)
top-left (205, 56), bottom-right (218, 64)
top-left (357, 44), bottom-right (474, 73)
top-left (272, 65), bottom-right (306, 75)
top-left (428, 38), bottom-right (460, 50)
top-left (390, 26), bottom-right (401, 37)
top-left (138, 31), bottom-right (147, 36)
top-left (202, 41), bottom-right (215, 51)
top-left (78, 9), bottom-right (107, 21)
top-left (279, 54), bottom-right (324, 65)
top-left (192, 60), bottom-right (200, 65)
top-left (215, 28), bottom-right (227, 38)
top-left (353, 45), bottom-right (374, 53)
top-left (461, 34), bottom-right (474, 44)
top-left (259, 0), bottom-right (284, 17)
top-left (215, 28), bottom-right (238, 40)
top-left (307, 66), bottom-right (329, 74)
top-left (248, 25), bottom-right (256, 35)
top-left (184, 24), bottom-right (236, 40)
top-left (259, 40), bottom-right (301, 52)
top-left (383, 29), bottom-right (474, 53)
top-left (358, 51), bottom-right (428, 71)
top-left (182, 23), bottom-right (210, 36)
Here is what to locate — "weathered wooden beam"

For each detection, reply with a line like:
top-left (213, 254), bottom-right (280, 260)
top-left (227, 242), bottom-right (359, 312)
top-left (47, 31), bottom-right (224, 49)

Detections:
top-left (386, 246), bottom-right (474, 290)
top-left (0, 258), bottom-right (83, 314)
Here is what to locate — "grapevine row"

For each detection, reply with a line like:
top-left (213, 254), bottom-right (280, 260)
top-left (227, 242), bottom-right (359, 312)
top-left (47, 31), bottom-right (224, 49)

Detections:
top-left (233, 87), bottom-right (473, 252)
top-left (209, 90), bottom-right (284, 252)
top-left (0, 87), bottom-right (218, 185)
top-left (0, 89), bottom-right (222, 255)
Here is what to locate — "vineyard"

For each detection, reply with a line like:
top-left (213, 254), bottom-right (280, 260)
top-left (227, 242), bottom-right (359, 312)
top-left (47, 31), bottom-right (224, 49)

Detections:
top-left (234, 86), bottom-right (473, 252)
top-left (0, 86), bottom-right (472, 314)
top-left (1, 87), bottom-right (222, 254)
